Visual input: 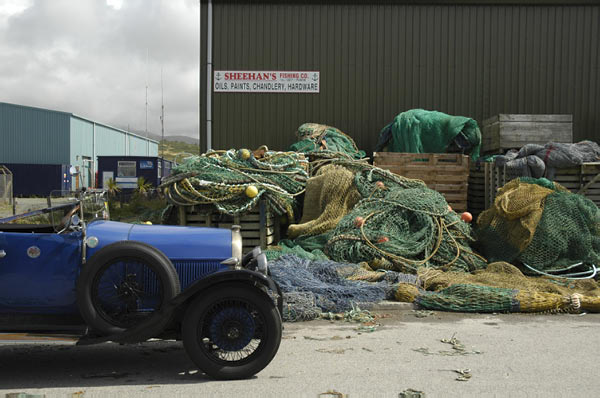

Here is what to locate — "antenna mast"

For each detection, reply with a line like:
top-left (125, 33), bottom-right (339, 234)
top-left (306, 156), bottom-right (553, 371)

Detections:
top-left (160, 68), bottom-right (165, 159)
top-left (145, 49), bottom-right (149, 156)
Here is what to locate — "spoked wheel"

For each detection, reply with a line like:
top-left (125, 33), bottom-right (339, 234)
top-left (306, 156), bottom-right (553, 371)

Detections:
top-left (182, 283), bottom-right (282, 380)
top-left (77, 241), bottom-right (180, 335)
top-left (91, 258), bottom-right (164, 329)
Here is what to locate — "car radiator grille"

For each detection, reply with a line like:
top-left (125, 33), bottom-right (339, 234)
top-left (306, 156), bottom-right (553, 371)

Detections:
top-left (172, 260), bottom-right (223, 290)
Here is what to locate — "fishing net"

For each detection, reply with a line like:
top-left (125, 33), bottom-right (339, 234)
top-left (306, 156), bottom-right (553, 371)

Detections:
top-left (269, 254), bottom-right (418, 321)
top-left (270, 160), bottom-right (485, 272)
top-left (375, 109), bottom-right (482, 161)
top-left (393, 261), bottom-right (600, 313)
top-left (289, 123), bottom-right (366, 160)
top-left (323, 165), bottom-right (486, 273)
top-left (160, 148), bottom-right (308, 221)
top-left (287, 164), bottom-right (361, 239)
top-left (417, 261), bottom-right (600, 297)
top-left (476, 177), bottom-right (600, 272)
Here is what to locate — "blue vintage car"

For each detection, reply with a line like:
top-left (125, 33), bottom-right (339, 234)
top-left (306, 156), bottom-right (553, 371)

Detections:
top-left (0, 191), bottom-right (282, 380)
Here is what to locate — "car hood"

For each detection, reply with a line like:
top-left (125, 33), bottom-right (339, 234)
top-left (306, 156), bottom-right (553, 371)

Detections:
top-left (86, 220), bottom-right (233, 261)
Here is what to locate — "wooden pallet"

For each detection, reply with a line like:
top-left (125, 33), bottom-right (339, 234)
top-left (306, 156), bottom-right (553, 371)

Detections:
top-left (177, 200), bottom-right (280, 251)
top-left (467, 162), bottom-right (507, 220)
top-left (551, 163), bottom-right (600, 206)
top-left (373, 152), bottom-right (469, 212)
top-left (481, 114), bottom-right (573, 154)
top-left (475, 162), bottom-right (600, 210)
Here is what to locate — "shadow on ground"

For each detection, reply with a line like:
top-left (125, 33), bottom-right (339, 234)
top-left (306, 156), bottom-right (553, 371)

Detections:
top-left (0, 340), bottom-right (230, 389)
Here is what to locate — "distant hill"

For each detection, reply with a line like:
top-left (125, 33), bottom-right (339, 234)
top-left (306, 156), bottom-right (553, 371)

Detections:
top-left (159, 140), bottom-right (200, 162)
top-left (164, 135), bottom-right (199, 145)
top-left (127, 129), bottom-right (199, 146)
top-left (122, 129), bottom-right (200, 161)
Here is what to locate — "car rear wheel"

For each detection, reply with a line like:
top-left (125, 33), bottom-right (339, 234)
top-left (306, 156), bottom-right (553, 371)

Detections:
top-left (77, 241), bottom-right (181, 335)
top-left (182, 283), bottom-right (282, 380)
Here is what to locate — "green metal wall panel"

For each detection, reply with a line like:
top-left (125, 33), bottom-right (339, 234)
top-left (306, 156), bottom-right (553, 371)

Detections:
top-left (94, 124), bottom-right (127, 156)
top-left (69, 117), bottom-right (94, 164)
top-left (69, 117), bottom-right (94, 187)
top-left (0, 102), bottom-right (70, 164)
top-left (128, 134), bottom-right (158, 157)
top-left (206, 2), bottom-right (600, 153)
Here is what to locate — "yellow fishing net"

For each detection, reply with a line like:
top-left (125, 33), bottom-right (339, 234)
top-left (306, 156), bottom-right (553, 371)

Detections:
top-left (287, 165), bottom-right (361, 239)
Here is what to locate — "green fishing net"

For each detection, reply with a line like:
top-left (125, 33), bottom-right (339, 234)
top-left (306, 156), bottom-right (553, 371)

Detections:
top-left (289, 123), bottom-right (366, 160)
top-left (279, 160), bottom-right (486, 272)
top-left (161, 148), bottom-right (308, 220)
top-left (476, 177), bottom-right (600, 272)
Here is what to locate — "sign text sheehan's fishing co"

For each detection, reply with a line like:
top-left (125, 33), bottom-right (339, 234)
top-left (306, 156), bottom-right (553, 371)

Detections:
top-left (214, 71), bottom-right (320, 93)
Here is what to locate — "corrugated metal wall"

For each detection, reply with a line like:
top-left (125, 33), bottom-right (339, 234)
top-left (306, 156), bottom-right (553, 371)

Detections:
top-left (0, 103), bottom-right (71, 164)
top-left (205, 1), bottom-right (600, 153)
top-left (95, 124), bottom-right (127, 156)
top-left (70, 117), bottom-right (94, 163)
top-left (128, 134), bottom-right (159, 157)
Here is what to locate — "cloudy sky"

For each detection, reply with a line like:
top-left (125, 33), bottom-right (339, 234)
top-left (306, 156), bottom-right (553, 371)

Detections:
top-left (0, 0), bottom-right (200, 139)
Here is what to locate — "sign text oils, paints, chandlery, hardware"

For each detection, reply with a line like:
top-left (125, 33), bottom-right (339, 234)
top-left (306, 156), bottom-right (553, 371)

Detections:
top-left (214, 71), bottom-right (319, 93)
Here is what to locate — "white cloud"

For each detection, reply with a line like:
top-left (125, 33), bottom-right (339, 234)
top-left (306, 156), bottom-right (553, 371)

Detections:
top-left (106, 0), bottom-right (123, 10)
top-left (0, 0), bottom-right (200, 139)
top-left (0, 0), bottom-right (32, 24)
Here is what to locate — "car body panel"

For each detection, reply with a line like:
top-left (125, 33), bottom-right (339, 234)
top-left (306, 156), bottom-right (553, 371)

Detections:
top-left (0, 231), bottom-right (81, 314)
top-left (85, 221), bottom-right (232, 261)
top-left (0, 220), bottom-right (236, 316)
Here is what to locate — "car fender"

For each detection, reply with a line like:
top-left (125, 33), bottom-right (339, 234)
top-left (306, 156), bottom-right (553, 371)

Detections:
top-left (170, 269), bottom-right (283, 314)
top-left (77, 269), bottom-right (282, 346)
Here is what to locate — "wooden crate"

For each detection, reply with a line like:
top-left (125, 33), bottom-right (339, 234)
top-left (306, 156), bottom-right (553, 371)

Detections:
top-left (481, 114), bottom-right (573, 154)
top-left (550, 162), bottom-right (600, 206)
top-left (373, 152), bottom-right (469, 212)
top-left (467, 162), bottom-right (506, 219)
top-left (177, 200), bottom-right (280, 251)
top-left (481, 162), bottom-right (600, 209)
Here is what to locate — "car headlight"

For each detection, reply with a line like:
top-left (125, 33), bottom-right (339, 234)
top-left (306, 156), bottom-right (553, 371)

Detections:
top-left (231, 225), bottom-right (242, 268)
top-left (242, 247), bottom-right (262, 267)
top-left (221, 225), bottom-right (243, 269)
top-left (245, 252), bottom-right (269, 275)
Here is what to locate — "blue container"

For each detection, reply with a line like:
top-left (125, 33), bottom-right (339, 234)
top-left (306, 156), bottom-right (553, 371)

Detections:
top-left (97, 156), bottom-right (173, 190)
top-left (1, 163), bottom-right (71, 197)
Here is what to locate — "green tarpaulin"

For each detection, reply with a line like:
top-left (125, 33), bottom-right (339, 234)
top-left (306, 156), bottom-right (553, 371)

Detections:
top-left (376, 109), bottom-right (482, 161)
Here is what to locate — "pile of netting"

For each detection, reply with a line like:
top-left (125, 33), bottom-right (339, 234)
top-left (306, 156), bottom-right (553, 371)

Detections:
top-left (375, 109), bottom-right (482, 161)
top-left (476, 177), bottom-right (600, 276)
top-left (269, 254), bottom-right (418, 321)
top-left (270, 255), bottom-right (600, 318)
top-left (494, 140), bottom-right (600, 179)
top-left (394, 262), bottom-right (600, 313)
top-left (160, 148), bottom-right (308, 220)
top-left (289, 123), bottom-right (366, 161)
top-left (267, 161), bottom-right (487, 273)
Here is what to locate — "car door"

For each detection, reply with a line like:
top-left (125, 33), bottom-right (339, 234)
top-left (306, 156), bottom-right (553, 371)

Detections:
top-left (0, 230), bottom-right (82, 314)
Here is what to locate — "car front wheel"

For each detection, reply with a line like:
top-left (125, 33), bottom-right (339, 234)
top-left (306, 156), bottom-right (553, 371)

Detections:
top-left (182, 283), bottom-right (282, 380)
top-left (77, 241), bottom-right (181, 335)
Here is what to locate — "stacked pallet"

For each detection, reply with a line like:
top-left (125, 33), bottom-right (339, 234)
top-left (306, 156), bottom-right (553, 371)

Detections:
top-left (474, 163), bottom-right (600, 210)
top-left (177, 200), bottom-right (280, 251)
top-left (547, 163), bottom-right (600, 206)
top-left (470, 113), bottom-right (576, 215)
top-left (373, 152), bottom-right (469, 212)
top-left (481, 114), bottom-right (573, 154)
top-left (467, 163), bottom-right (488, 220)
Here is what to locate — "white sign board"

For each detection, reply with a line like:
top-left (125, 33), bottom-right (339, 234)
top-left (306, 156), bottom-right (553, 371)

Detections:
top-left (214, 71), bottom-right (319, 93)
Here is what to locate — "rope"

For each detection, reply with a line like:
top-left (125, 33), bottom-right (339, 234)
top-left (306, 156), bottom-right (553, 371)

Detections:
top-left (162, 149), bottom-right (308, 220)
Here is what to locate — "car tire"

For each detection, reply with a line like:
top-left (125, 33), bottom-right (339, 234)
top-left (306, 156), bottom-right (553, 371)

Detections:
top-left (76, 241), bottom-right (181, 336)
top-left (182, 283), bottom-right (282, 380)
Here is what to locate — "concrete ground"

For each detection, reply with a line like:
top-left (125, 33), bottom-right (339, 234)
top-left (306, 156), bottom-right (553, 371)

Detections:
top-left (0, 308), bottom-right (599, 398)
